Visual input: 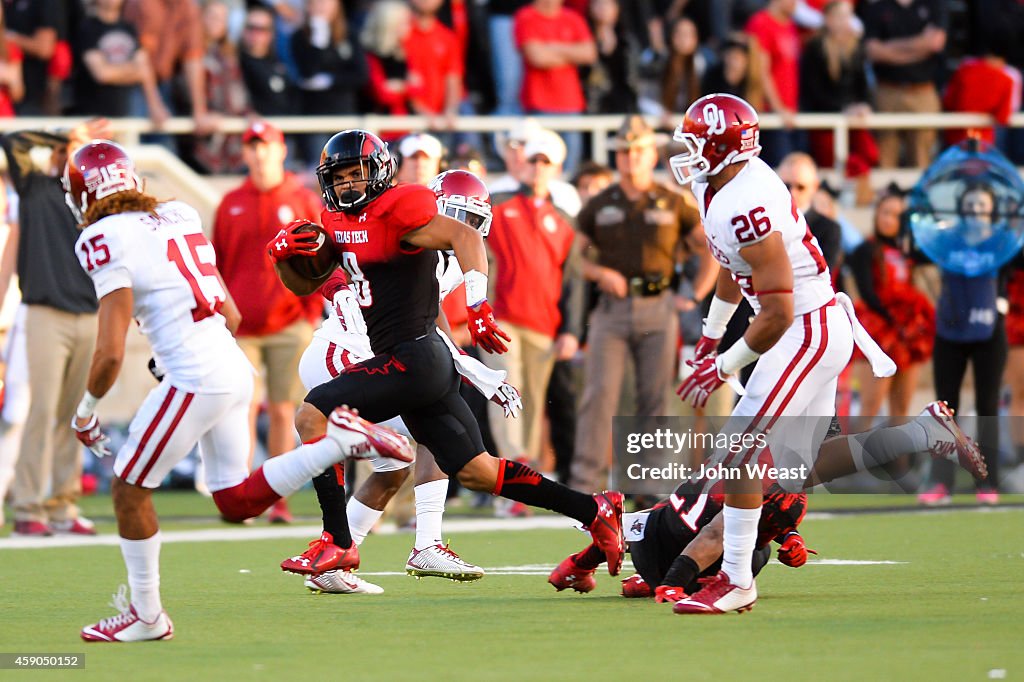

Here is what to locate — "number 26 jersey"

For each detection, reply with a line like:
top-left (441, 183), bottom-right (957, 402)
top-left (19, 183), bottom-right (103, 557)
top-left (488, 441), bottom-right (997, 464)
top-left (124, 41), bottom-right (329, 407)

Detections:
top-left (75, 201), bottom-right (248, 393)
top-left (692, 157), bottom-right (834, 316)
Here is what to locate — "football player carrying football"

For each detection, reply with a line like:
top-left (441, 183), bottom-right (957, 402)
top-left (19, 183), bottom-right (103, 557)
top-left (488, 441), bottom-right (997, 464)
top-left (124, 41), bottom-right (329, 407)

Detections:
top-left (269, 130), bottom-right (626, 584)
top-left (669, 94), bottom-right (988, 614)
top-left (67, 141), bottom-right (413, 642)
top-left (288, 170), bottom-right (522, 593)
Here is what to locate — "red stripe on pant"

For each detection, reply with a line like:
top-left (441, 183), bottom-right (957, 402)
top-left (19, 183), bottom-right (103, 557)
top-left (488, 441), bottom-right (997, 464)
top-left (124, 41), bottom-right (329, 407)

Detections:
top-left (740, 306), bottom-right (830, 468)
top-left (133, 392), bottom-right (195, 485)
top-left (120, 386), bottom-right (178, 482)
top-left (729, 310), bottom-right (816, 468)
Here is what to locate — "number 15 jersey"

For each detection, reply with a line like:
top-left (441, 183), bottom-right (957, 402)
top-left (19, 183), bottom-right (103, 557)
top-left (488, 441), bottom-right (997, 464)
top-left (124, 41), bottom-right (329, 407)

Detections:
top-left (692, 157), bottom-right (834, 316)
top-left (75, 201), bottom-right (248, 393)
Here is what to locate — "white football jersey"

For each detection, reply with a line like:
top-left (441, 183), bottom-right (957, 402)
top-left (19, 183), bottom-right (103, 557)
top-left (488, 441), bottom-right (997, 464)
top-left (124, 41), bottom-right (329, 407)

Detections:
top-left (76, 201), bottom-right (249, 393)
top-left (692, 157), bottom-right (834, 316)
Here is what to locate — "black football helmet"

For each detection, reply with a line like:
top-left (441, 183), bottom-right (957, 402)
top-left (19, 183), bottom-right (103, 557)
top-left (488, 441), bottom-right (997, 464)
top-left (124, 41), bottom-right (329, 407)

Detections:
top-left (317, 129), bottom-right (397, 212)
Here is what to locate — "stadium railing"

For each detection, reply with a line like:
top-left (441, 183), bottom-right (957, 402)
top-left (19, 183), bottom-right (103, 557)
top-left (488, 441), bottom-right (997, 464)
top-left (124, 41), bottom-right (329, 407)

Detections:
top-left (1, 112), bottom-right (1022, 175)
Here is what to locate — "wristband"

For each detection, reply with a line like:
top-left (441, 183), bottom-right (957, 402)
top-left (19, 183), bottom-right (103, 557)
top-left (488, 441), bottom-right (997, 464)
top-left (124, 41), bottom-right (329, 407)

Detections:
top-left (464, 269), bottom-right (488, 308)
top-left (702, 296), bottom-right (740, 339)
top-left (76, 391), bottom-right (99, 419)
top-left (717, 338), bottom-right (761, 376)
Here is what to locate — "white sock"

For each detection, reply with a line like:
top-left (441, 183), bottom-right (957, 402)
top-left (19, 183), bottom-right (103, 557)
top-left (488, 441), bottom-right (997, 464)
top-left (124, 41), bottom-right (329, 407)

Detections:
top-left (347, 498), bottom-right (383, 546)
top-left (414, 479), bottom-right (448, 550)
top-left (120, 532), bottom-right (163, 622)
top-left (721, 505), bottom-right (761, 588)
top-left (262, 439), bottom-right (344, 497)
top-left (848, 421), bottom-right (928, 472)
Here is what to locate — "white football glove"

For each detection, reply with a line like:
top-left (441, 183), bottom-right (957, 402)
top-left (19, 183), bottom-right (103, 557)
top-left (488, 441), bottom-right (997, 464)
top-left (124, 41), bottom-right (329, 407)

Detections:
top-left (490, 382), bottom-right (523, 419)
top-left (72, 414), bottom-right (113, 457)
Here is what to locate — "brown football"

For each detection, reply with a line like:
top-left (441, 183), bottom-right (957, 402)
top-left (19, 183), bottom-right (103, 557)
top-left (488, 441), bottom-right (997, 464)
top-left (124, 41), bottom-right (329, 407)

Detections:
top-left (286, 222), bottom-right (336, 282)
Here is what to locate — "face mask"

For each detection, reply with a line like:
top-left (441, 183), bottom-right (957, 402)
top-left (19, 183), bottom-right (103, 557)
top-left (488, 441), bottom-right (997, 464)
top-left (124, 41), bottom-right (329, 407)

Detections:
top-left (339, 188), bottom-right (363, 205)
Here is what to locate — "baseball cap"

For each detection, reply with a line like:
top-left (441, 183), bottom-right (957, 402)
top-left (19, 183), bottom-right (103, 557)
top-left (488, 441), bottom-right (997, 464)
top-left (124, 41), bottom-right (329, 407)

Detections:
top-left (242, 120), bottom-right (284, 144)
top-left (522, 129), bottom-right (567, 166)
top-left (398, 133), bottom-right (443, 160)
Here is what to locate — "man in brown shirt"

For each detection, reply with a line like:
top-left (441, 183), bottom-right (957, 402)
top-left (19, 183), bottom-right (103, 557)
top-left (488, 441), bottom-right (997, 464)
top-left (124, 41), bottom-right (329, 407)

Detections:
top-left (122, 0), bottom-right (215, 132)
top-left (571, 115), bottom-right (715, 493)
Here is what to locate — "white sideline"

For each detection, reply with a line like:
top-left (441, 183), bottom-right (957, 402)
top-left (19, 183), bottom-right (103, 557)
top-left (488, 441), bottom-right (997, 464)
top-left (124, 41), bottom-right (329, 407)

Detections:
top-left (0, 516), bottom-right (579, 551)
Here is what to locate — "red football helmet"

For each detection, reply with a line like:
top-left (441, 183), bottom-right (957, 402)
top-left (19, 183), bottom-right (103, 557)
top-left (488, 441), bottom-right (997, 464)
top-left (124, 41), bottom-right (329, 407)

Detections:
top-left (63, 140), bottom-right (142, 223)
top-left (670, 93), bottom-right (761, 185)
top-left (428, 169), bottom-right (493, 237)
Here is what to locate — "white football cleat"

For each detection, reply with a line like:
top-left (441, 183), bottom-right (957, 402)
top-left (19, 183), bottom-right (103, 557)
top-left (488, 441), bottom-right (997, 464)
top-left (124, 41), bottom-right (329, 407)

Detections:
top-left (406, 543), bottom-right (484, 581)
top-left (327, 406), bottom-right (415, 463)
top-left (917, 401), bottom-right (988, 480)
top-left (304, 570), bottom-right (384, 595)
top-left (80, 585), bottom-right (174, 642)
top-left (672, 571), bottom-right (757, 615)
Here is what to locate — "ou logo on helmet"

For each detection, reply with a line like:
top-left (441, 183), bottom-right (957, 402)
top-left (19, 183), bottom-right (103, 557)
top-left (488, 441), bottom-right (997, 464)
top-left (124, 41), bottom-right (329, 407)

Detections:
top-left (703, 103), bottom-right (727, 135)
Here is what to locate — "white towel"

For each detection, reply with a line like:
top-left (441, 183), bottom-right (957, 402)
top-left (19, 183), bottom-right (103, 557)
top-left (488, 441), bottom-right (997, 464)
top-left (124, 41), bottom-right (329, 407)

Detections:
top-left (835, 293), bottom-right (897, 378)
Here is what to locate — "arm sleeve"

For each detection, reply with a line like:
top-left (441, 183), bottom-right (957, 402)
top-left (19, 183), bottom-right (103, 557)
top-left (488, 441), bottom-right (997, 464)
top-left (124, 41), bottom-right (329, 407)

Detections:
top-left (847, 242), bottom-right (890, 320)
top-left (318, 267), bottom-right (350, 301)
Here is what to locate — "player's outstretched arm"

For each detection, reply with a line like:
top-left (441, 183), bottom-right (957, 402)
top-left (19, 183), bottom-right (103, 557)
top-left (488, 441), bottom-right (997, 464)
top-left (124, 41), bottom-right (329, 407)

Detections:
top-left (85, 288), bottom-right (134, 400)
top-left (656, 512), bottom-right (726, 602)
top-left (406, 215), bottom-right (511, 353)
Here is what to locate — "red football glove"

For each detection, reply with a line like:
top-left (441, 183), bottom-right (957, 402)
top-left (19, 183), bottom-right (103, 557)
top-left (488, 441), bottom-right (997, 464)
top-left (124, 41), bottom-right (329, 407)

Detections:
top-left (490, 382), bottom-right (523, 419)
top-left (676, 354), bottom-right (726, 408)
top-left (693, 334), bottom-right (721, 363)
top-left (654, 585), bottom-right (688, 604)
top-left (266, 220), bottom-right (321, 263)
top-left (72, 414), bottom-right (113, 457)
top-left (776, 531), bottom-right (817, 568)
top-left (467, 300), bottom-right (511, 354)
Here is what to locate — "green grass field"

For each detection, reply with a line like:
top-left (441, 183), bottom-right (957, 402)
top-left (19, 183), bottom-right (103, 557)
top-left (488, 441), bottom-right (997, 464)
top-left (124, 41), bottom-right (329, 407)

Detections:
top-left (1, 492), bottom-right (1022, 681)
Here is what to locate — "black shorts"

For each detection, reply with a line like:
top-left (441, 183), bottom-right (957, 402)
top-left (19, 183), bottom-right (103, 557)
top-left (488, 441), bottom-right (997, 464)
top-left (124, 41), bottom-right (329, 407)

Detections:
top-left (629, 506), bottom-right (771, 591)
top-left (305, 334), bottom-right (486, 475)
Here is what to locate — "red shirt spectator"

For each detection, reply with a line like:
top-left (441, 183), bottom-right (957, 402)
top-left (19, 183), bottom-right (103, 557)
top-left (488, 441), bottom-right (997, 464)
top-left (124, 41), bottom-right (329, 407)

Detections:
top-left (943, 57), bottom-right (1022, 146)
top-left (488, 192), bottom-right (575, 337)
top-left (405, 9), bottom-right (462, 115)
top-left (212, 159), bottom-right (323, 337)
top-left (745, 2), bottom-right (800, 112)
top-left (0, 42), bottom-right (24, 117)
top-left (513, 0), bottom-right (595, 113)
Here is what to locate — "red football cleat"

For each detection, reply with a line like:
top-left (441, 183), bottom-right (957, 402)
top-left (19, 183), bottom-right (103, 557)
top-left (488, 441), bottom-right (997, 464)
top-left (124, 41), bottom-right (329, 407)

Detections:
top-left (280, 532), bottom-right (359, 575)
top-left (621, 574), bottom-right (653, 598)
top-left (587, 491), bottom-right (624, 576)
top-left (672, 571), bottom-right (757, 615)
top-left (548, 548), bottom-right (599, 593)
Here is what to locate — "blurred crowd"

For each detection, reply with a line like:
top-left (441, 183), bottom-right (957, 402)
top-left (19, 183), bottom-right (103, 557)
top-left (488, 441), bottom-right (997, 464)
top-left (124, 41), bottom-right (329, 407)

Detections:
top-left (0, 0), bottom-right (1022, 174)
